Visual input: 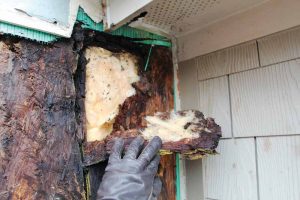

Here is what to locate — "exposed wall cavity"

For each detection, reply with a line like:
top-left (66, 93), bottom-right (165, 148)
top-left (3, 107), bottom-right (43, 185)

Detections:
top-left (78, 38), bottom-right (177, 199)
top-left (85, 47), bottom-right (140, 142)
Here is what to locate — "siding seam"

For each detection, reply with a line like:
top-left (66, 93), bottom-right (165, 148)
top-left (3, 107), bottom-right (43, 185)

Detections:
top-left (254, 137), bottom-right (261, 200)
top-left (233, 133), bottom-right (300, 139)
top-left (259, 56), bottom-right (300, 68)
top-left (196, 56), bottom-right (300, 83)
top-left (227, 74), bottom-right (234, 138)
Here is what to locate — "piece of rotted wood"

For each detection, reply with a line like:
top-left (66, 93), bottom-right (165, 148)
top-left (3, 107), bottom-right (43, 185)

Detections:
top-left (85, 110), bottom-right (221, 165)
top-left (0, 38), bottom-right (85, 199)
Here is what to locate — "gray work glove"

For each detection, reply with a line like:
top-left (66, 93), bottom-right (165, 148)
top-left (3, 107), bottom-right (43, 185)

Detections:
top-left (97, 136), bottom-right (162, 200)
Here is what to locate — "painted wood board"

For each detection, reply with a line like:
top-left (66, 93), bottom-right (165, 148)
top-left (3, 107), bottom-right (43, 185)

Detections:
top-left (257, 136), bottom-right (300, 200)
top-left (0, 0), bottom-right (102, 37)
top-left (196, 40), bottom-right (259, 81)
top-left (105, 0), bottom-right (153, 30)
top-left (198, 76), bottom-right (232, 138)
top-left (15, 0), bottom-right (70, 26)
top-left (258, 26), bottom-right (300, 66)
top-left (230, 59), bottom-right (300, 137)
top-left (178, 59), bottom-right (199, 110)
top-left (203, 138), bottom-right (258, 200)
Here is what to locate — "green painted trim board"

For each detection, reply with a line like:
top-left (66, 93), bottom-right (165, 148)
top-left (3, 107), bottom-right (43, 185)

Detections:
top-left (0, 21), bottom-right (58, 42)
top-left (77, 8), bottom-right (171, 47)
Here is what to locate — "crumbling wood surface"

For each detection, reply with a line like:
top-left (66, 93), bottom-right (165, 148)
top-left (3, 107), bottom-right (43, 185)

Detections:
top-left (85, 110), bottom-right (221, 165)
top-left (0, 37), bottom-right (85, 199)
top-left (74, 29), bottom-right (177, 200)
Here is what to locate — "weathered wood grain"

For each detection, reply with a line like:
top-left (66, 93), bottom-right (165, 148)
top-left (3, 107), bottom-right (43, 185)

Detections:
top-left (257, 136), bottom-right (300, 200)
top-left (197, 40), bottom-right (259, 81)
top-left (198, 76), bottom-right (231, 138)
top-left (0, 39), bottom-right (85, 199)
top-left (258, 26), bottom-right (300, 66)
top-left (230, 59), bottom-right (300, 137)
top-left (202, 138), bottom-right (258, 200)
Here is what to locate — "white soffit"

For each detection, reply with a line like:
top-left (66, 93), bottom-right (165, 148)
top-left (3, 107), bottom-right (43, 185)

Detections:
top-left (133, 0), bottom-right (267, 36)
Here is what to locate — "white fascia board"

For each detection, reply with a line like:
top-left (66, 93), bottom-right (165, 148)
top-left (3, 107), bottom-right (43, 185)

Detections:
top-left (104, 0), bottom-right (153, 30)
top-left (0, 7), bottom-right (72, 37)
top-left (0, 0), bottom-right (102, 38)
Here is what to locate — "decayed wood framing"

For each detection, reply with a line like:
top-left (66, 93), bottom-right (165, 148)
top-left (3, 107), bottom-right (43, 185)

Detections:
top-left (0, 38), bottom-right (85, 199)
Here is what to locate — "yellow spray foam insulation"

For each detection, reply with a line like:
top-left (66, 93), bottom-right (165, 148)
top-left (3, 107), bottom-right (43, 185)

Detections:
top-left (85, 47), bottom-right (140, 142)
top-left (142, 110), bottom-right (207, 142)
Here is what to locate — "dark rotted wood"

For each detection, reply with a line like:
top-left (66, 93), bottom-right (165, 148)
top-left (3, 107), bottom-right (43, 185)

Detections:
top-left (74, 27), bottom-right (177, 199)
top-left (0, 38), bottom-right (85, 199)
top-left (158, 155), bottom-right (176, 200)
top-left (133, 47), bottom-right (176, 200)
top-left (109, 111), bottom-right (221, 154)
top-left (112, 46), bottom-right (174, 131)
top-left (84, 111), bottom-right (221, 165)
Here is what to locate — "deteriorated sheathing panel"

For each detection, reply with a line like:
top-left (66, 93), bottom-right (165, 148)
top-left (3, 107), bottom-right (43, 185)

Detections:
top-left (0, 39), bottom-right (85, 199)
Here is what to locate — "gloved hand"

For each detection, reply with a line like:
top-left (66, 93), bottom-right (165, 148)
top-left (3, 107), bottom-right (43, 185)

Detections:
top-left (97, 136), bottom-right (162, 200)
